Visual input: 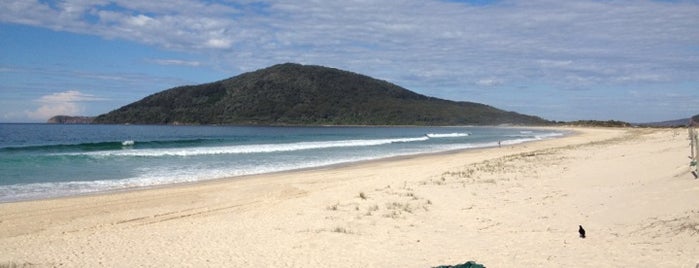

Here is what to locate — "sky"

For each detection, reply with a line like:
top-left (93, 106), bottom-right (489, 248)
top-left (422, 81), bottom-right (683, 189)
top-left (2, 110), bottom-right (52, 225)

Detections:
top-left (1, 0), bottom-right (698, 123)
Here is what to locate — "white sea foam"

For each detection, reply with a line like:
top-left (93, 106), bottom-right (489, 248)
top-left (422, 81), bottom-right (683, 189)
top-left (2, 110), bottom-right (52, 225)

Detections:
top-left (122, 140), bottom-right (135, 146)
top-left (534, 132), bottom-right (565, 139)
top-left (499, 131), bottom-right (565, 145)
top-left (65, 136), bottom-right (430, 158)
top-left (0, 155), bottom-right (379, 203)
top-left (425, 132), bottom-right (470, 138)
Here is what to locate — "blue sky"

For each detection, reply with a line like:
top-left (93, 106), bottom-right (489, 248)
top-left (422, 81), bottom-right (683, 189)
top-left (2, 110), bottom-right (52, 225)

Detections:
top-left (1, 0), bottom-right (698, 123)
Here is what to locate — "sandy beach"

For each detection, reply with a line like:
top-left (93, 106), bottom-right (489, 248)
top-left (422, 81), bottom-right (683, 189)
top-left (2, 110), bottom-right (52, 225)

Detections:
top-left (1, 127), bottom-right (698, 267)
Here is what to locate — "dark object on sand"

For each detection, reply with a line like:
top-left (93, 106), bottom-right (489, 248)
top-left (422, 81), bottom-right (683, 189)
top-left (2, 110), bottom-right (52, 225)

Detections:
top-left (579, 225), bottom-right (586, 238)
top-left (434, 261), bottom-right (485, 268)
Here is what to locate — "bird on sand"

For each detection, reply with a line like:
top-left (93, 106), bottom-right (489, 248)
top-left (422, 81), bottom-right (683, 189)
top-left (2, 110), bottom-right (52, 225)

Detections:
top-left (578, 225), bottom-right (586, 238)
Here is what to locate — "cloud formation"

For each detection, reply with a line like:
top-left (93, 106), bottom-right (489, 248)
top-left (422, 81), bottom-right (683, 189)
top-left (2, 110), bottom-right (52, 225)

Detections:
top-left (26, 90), bottom-right (105, 120)
top-left (3, 1), bottom-right (696, 84)
top-left (2, 0), bottom-right (698, 121)
top-left (148, 59), bottom-right (202, 67)
top-left (35, 90), bottom-right (104, 103)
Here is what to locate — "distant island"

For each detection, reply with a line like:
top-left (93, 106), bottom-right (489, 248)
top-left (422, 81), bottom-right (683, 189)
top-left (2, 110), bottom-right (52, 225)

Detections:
top-left (94, 63), bottom-right (549, 126)
top-left (47, 115), bottom-right (95, 124)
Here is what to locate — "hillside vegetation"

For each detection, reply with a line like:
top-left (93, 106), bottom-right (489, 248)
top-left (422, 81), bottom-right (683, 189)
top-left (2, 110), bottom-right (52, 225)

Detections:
top-left (94, 63), bottom-right (549, 126)
top-left (47, 115), bottom-right (95, 124)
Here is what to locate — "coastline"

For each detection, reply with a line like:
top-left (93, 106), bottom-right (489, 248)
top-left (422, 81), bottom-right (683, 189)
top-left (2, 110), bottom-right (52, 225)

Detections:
top-left (0, 125), bottom-right (570, 204)
top-left (1, 126), bottom-right (697, 267)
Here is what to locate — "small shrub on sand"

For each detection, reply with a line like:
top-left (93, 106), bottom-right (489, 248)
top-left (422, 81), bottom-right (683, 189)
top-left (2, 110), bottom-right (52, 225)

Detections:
top-left (332, 227), bottom-right (353, 234)
top-left (365, 204), bottom-right (380, 216)
top-left (386, 202), bottom-right (413, 213)
top-left (327, 203), bottom-right (339, 211)
top-left (480, 179), bottom-right (497, 184)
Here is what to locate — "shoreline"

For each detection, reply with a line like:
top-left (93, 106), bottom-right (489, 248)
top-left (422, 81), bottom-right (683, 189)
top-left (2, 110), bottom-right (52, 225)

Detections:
top-left (2, 126), bottom-right (697, 267)
top-left (0, 126), bottom-right (574, 204)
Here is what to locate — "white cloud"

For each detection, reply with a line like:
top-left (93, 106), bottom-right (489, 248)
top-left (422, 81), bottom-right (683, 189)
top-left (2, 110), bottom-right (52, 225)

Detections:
top-left (36, 90), bottom-right (105, 103)
top-left (148, 59), bottom-right (202, 67)
top-left (205, 38), bottom-right (233, 49)
top-left (1, 0), bottom-right (699, 121)
top-left (475, 78), bottom-right (503, 87)
top-left (26, 102), bottom-right (82, 120)
top-left (128, 14), bottom-right (155, 27)
top-left (26, 91), bottom-right (105, 120)
top-left (2, 0), bottom-right (696, 89)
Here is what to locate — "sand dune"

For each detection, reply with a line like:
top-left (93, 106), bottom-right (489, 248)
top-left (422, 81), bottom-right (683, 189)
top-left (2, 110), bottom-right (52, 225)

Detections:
top-left (1, 127), bottom-right (698, 267)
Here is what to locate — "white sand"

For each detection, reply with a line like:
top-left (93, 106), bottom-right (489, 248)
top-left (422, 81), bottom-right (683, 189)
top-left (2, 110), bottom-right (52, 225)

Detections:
top-left (1, 127), bottom-right (698, 267)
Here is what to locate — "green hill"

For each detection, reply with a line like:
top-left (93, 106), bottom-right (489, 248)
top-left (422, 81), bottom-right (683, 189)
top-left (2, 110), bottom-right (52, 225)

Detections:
top-left (94, 63), bottom-right (550, 126)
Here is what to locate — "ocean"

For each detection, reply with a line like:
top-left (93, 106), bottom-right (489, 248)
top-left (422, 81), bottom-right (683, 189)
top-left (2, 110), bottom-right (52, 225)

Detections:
top-left (0, 124), bottom-right (566, 202)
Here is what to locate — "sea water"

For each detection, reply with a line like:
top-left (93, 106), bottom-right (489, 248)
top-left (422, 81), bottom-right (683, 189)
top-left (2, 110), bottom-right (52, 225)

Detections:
top-left (0, 124), bottom-right (566, 202)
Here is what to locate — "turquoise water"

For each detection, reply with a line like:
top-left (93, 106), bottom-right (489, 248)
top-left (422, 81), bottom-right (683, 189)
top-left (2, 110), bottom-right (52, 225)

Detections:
top-left (0, 124), bottom-right (565, 202)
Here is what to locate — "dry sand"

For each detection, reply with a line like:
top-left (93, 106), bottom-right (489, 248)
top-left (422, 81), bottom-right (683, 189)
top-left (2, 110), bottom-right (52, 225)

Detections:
top-left (1, 127), bottom-right (698, 267)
